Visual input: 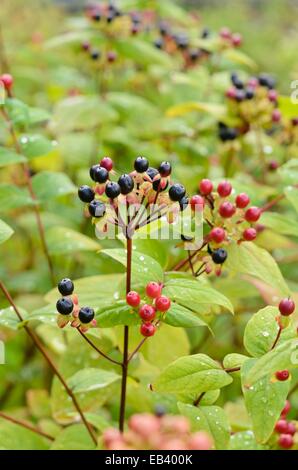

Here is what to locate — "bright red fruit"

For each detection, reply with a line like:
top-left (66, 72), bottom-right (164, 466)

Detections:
top-left (279, 298), bottom-right (295, 316)
top-left (126, 291), bottom-right (141, 307)
top-left (199, 179), bottom-right (213, 195)
top-left (190, 195), bottom-right (205, 211)
top-left (275, 370), bottom-right (289, 381)
top-left (210, 227), bottom-right (226, 243)
top-left (220, 27), bottom-right (231, 39)
top-left (232, 33), bottom-right (242, 47)
top-left (243, 228), bottom-right (257, 241)
top-left (140, 323), bottom-right (156, 337)
top-left (100, 157), bottom-right (113, 172)
top-left (272, 109), bottom-right (281, 123)
top-left (244, 206), bottom-right (261, 222)
top-left (275, 420), bottom-right (289, 434)
top-left (0, 73), bottom-right (13, 90)
top-left (139, 304), bottom-right (156, 321)
top-left (226, 87), bottom-right (237, 99)
top-left (235, 193), bottom-right (250, 208)
top-left (281, 400), bottom-right (291, 417)
top-left (278, 434), bottom-right (293, 449)
top-left (217, 181), bottom-right (232, 197)
top-left (155, 296), bottom-right (171, 312)
top-left (219, 201), bottom-right (236, 218)
top-left (268, 90), bottom-right (278, 102)
top-left (146, 282), bottom-right (162, 299)
top-left (286, 422), bottom-right (296, 436)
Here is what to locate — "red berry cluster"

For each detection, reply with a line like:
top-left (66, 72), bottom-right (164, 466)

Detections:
top-left (55, 278), bottom-right (97, 332)
top-left (273, 298), bottom-right (296, 386)
top-left (103, 412), bottom-right (212, 450)
top-left (126, 282), bottom-right (171, 337)
top-left (219, 27), bottom-right (243, 47)
top-left (275, 401), bottom-right (296, 449)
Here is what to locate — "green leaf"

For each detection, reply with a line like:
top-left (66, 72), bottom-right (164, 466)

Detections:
top-left (153, 354), bottom-right (232, 395)
top-left (163, 278), bottom-right (234, 315)
top-left (223, 354), bottom-right (250, 373)
top-left (229, 431), bottom-right (268, 450)
top-left (0, 147), bottom-right (27, 167)
top-left (244, 340), bottom-right (298, 385)
top-left (28, 107), bottom-right (51, 125)
top-left (0, 183), bottom-right (34, 210)
top-left (50, 424), bottom-right (95, 450)
top-left (284, 186), bottom-right (298, 213)
top-left (0, 421), bottom-right (49, 450)
top-left (5, 98), bottom-right (30, 127)
top-left (260, 212), bottom-right (298, 237)
top-left (20, 134), bottom-right (56, 159)
top-left (166, 101), bottom-right (226, 119)
top-left (96, 301), bottom-right (140, 328)
top-left (32, 171), bottom-right (76, 201)
top-left (178, 403), bottom-right (230, 450)
top-left (244, 306), bottom-right (296, 357)
top-left (164, 303), bottom-right (209, 328)
top-left (242, 359), bottom-right (290, 443)
top-left (101, 249), bottom-right (163, 289)
top-left (67, 368), bottom-right (120, 394)
top-left (0, 219), bottom-right (14, 244)
top-left (0, 306), bottom-right (27, 330)
top-left (46, 227), bottom-right (99, 255)
top-left (222, 49), bottom-right (257, 69)
top-left (278, 95), bottom-right (298, 119)
top-left (51, 96), bottom-right (117, 134)
top-left (114, 38), bottom-right (172, 68)
top-left (226, 241), bottom-right (289, 296)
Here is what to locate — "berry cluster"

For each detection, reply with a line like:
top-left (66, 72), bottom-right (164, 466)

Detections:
top-left (188, 179), bottom-right (261, 275)
top-left (126, 282), bottom-right (171, 337)
top-left (274, 400), bottom-right (296, 449)
top-left (55, 278), bottom-right (96, 332)
top-left (103, 412), bottom-right (212, 450)
top-left (78, 156), bottom-right (187, 238)
top-left (219, 27), bottom-right (242, 47)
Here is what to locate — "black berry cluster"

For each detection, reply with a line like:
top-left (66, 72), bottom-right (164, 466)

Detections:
top-left (56, 278), bottom-right (96, 331)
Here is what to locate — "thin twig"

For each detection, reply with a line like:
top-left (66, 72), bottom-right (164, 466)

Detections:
top-left (188, 251), bottom-right (195, 276)
top-left (0, 281), bottom-right (97, 445)
top-left (193, 392), bottom-right (205, 407)
top-left (271, 325), bottom-right (282, 350)
top-left (224, 366), bottom-right (241, 373)
top-left (77, 328), bottom-right (121, 366)
top-left (128, 337), bottom-right (148, 363)
top-left (0, 411), bottom-right (54, 441)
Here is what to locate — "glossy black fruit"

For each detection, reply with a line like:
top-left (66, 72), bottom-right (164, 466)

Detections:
top-left (79, 307), bottom-right (95, 324)
top-left (134, 156), bottom-right (149, 173)
top-left (212, 248), bottom-right (228, 264)
top-left (90, 49), bottom-right (100, 60)
top-left (154, 38), bottom-right (164, 49)
top-left (58, 278), bottom-right (74, 296)
top-left (158, 161), bottom-right (171, 177)
top-left (179, 195), bottom-right (189, 211)
top-left (105, 181), bottom-right (121, 199)
top-left (258, 73), bottom-right (276, 89)
top-left (78, 185), bottom-right (95, 203)
top-left (118, 174), bottom-right (134, 195)
top-left (56, 297), bottom-right (74, 315)
top-left (146, 167), bottom-right (159, 181)
top-left (231, 73), bottom-right (244, 89)
top-left (88, 200), bottom-right (106, 218)
top-left (91, 165), bottom-right (109, 183)
top-left (169, 183), bottom-right (186, 202)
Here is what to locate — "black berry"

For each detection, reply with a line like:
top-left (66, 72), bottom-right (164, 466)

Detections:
top-left (212, 248), bottom-right (228, 264)
top-left (153, 179), bottom-right (168, 192)
top-left (189, 48), bottom-right (200, 61)
top-left (58, 278), bottom-right (74, 296)
top-left (175, 34), bottom-right (188, 49)
top-left (179, 196), bottom-right (189, 211)
top-left (158, 161), bottom-right (171, 177)
top-left (79, 307), bottom-right (95, 324)
top-left (134, 156), bottom-right (149, 173)
top-left (258, 73), bottom-right (276, 89)
top-left (78, 185), bottom-right (95, 203)
top-left (169, 183), bottom-right (186, 202)
top-left (245, 88), bottom-right (255, 100)
top-left (90, 49), bottom-right (100, 60)
top-left (88, 200), bottom-right (106, 218)
top-left (231, 73), bottom-right (244, 89)
top-left (201, 28), bottom-right (210, 39)
top-left (56, 297), bottom-right (74, 315)
top-left (118, 174), bottom-right (134, 195)
top-left (146, 167), bottom-right (159, 181)
top-left (154, 38), bottom-right (164, 49)
top-left (105, 181), bottom-right (121, 199)
top-left (90, 165), bottom-right (109, 183)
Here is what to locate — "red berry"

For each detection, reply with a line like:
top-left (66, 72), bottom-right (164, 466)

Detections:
top-left (107, 51), bottom-right (117, 62)
top-left (226, 87), bottom-right (237, 99)
top-left (219, 201), bottom-right (236, 218)
top-left (190, 195), bottom-right (205, 211)
top-left (199, 179), bottom-right (213, 195)
top-left (100, 157), bottom-right (113, 172)
top-left (235, 193), bottom-right (250, 208)
top-left (292, 117), bottom-right (298, 126)
top-left (268, 89), bottom-right (278, 102)
top-left (243, 227), bottom-right (257, 241)
top-left (281, 400), bottom-right (291, 417)
top-left (220, 27), bottom-right (231, 39)
top-left (275, 370), bottom-right (290, 381)
top-left (248, 77), bottom-right (259, 88)
top-left (146, 282), bottom-right (162, 299)
top-left (210, 227), bottom-right (226, 243)
top-left (268, 160), bottom-right (279, 171)
top-left (139, 304), bottom-right (156, 321)
top-left (140, 322), bottom-right (156, 337)
top-left (278, 434), bottom-right (293, 449)
top-left (272, 109), bottom-right (281, 123)
top-left (286, 422), bottom-right (296, 436)
top-left (155, 296), bottom-right (171, 312)
top-left (279, 298), bottom-right (295, 316)
top-left (126, 291), bottom-right (141, 307)
top-left (217, 181), bottom-right (232, 197)
top-left (231, 33), bottom-right (242, 47)
top-left (0, 73), bottom-right (13, 90)
top-left (244, 206), bottom-right (261, 222)
top-left (275, 420), bottom-right (289, 434)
